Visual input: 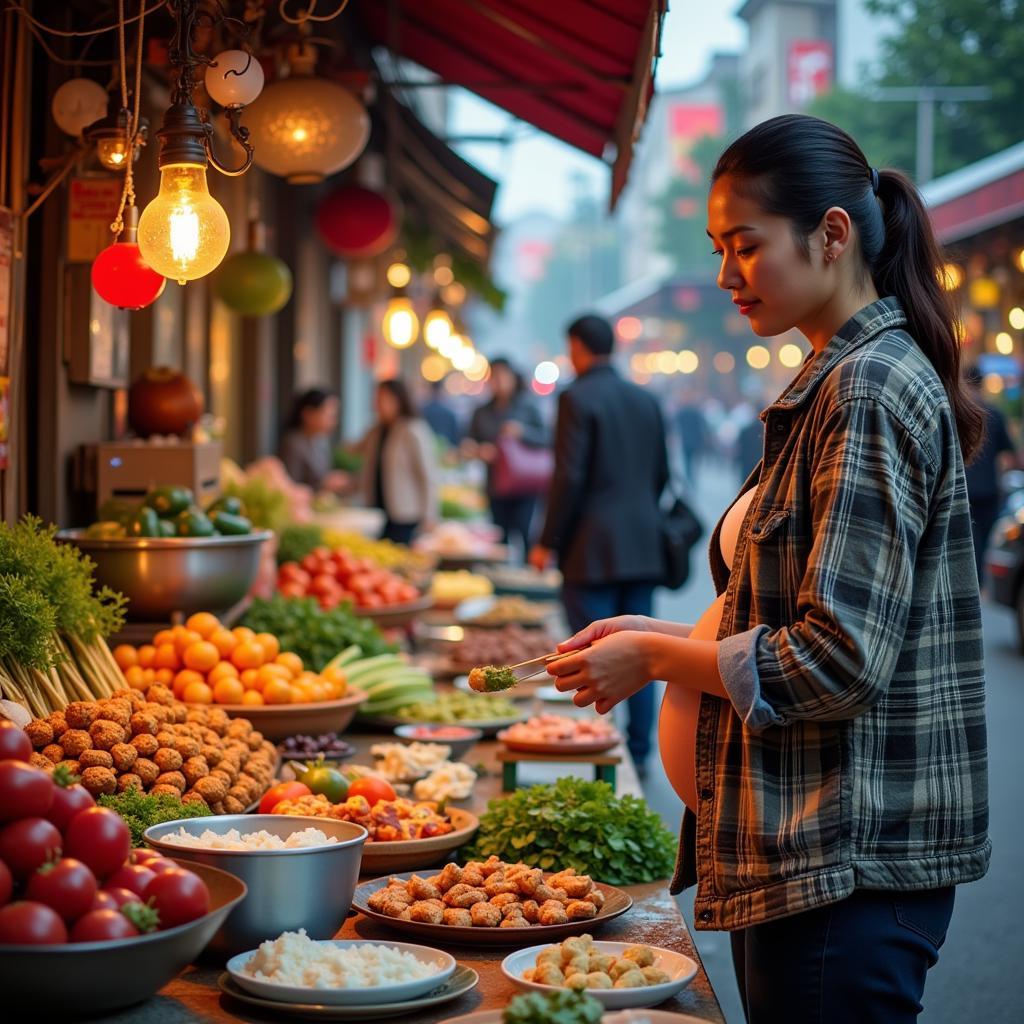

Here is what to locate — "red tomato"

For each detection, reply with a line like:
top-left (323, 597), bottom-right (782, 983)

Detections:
top-left (312, 546), bottom-right (332, 561)
top-left (347, 573), bottom-right (374, 595)
top-left (398, 584), bottom-right (419, 603)
top-left (89, 890), bottom-right (120, 912)
top-left (0, 722), bottom-right (32, 763)
top-left (301, 554), bottom-right (326, 575)
top-left (103, 886), bottom-right (142, 909)
top-left (0, 901), bottom-right (68, 944)
top-left (63, 807), bottom-right (131, 879)
top-left (346, 777), bottom-right (397, 806)
top-left (310, 573), bottom-right (341, 597)
top-left (70, 909), bottom-right (138, 943)
top-left (142, 857), bottom-right (179, 876)
top-left (129, 848), bottom-right (163, 865)
top-left (258, 781), bottom-right (311, 814)
top-left (0, 859), bottom-right (11, 905)
top-left (277, 563), bottom-right (311, 587)
top-left (278, 582), bottom-right (308, 599)
top-left (26, 858), bottom-right (97, 923)
top-left (104, 863), bottom-right (156, 897)
top-left (0, 818), bottom-right (62, 879)
top-left (45, 780), bottom-right (95, 833)
top-left (318, 593), bottom-right (341, 611)
top-left (360, 593), bottom-right (384, 609)
top-left (143, 868), bottom-right (210, 928)
top-left (0, 761), bottom-right (54, 822)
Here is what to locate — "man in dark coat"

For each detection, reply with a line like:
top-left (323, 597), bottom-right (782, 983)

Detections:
top-left (530, 314), bottom-right (669, 770)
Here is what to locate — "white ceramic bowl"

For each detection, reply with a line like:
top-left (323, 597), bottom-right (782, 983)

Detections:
top-left (501, 940), bottom-right (698, 1010)
top-left (227, 939), bottom-right (457, 1006)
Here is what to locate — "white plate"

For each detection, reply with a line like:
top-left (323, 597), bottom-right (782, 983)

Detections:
top-left (227, 939), bottom-right (457, 1006)
top-left (501, 940), bottom-right (698, 1010)
top-left (442, 1011), bottom-right (707, 1024)
top-left (536, 684), bottom-right (576, 703)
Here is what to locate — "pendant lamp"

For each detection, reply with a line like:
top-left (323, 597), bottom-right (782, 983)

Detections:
top-left (91, 207), bottom-right (166, 309)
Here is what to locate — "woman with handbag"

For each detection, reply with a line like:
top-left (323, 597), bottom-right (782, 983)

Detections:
top-left (464, 357), bottom-right (549, 556)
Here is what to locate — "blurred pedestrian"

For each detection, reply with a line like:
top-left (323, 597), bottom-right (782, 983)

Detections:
top-left (357, 379), bottom-right (438, 545)
top-left (421, 377), bottom-right (461, 448)
top-left (465, 357), bottom-right (548, 556)
top-left (279, 388), bottom-right (347, 492)
top-left (529, 313), bottom-right (668, 771)
top-left (735, 415), bottom-right (764, 482)
top-left (676, 390), bottom-right (709, 486)
top-left (964, 366), bottom-right (1018, 583)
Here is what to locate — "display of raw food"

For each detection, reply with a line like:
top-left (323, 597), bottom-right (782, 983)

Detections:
top-left (444, 626), bottom-right (555, 675)
top-left (501, 716), bottom-right (617, 745)
top-left (276, 547), bottom-right (421, 611)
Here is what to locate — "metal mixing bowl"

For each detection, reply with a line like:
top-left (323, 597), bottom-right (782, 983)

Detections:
top-left (0, 859), bottom-right (246, 1016)
top-left (143, 815), bottom-right (367, 955)
top-left (57, 528), bottom-right (272, 621)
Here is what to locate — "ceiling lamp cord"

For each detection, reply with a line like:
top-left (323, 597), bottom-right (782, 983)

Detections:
top-left (110, 0), bottom-right (147, 241)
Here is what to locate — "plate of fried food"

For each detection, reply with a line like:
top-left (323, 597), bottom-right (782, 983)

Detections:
top-left (353, 858), bottom-right (632, 946)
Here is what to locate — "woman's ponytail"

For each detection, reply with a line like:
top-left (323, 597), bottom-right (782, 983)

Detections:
top-left (871, 168), bottom-right (984, 462)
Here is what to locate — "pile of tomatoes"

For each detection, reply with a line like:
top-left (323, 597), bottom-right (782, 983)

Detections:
top-left (0, 722), bottom-right (210, 945)
top-left (277, 547), bottom-right (421, 611)
top-left (113, 612), bottom-right (347, 707)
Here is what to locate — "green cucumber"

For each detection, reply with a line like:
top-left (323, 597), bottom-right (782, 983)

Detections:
top-left (326, 645), bottom-right (363, 670)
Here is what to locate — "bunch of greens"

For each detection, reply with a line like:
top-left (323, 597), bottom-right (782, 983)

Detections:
top-left (462, 778), bottom-right (677, 885)
top-left (276, 523), bottom-right (325, 566)
top-left (99, 788), bottom-right (212, 846)
top-left (503, 990), bottom-right (603, 1024)
top-left (440, 498), bottom-right (475, 521)
top-left (332, 446), bottom-right (363, 473)
top-left (222, 477), bottom-right (289, 532)
top-left (241, 595), bottom-right (395, 671)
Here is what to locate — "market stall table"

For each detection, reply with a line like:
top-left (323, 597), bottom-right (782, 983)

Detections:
top-left (113, 731), bottom-right (725, 1023)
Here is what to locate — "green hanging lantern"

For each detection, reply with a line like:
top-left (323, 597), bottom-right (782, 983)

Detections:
top-left (213, 222), bottom-right (293, 316)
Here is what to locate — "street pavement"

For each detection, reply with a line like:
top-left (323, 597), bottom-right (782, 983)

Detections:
top-left (637, 458), bottom-right (1022, 1023)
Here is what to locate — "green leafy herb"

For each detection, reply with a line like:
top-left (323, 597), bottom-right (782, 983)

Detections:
top-left (241, 595), bottom-right (395, 671)
top-left (0, 575), bottom-right (60, 669)
top-left (276, 523), bottom-right (325, 566)
top-left (99, 788), bottom-right (212, 847)
top-left (502, 990), bottom-right (604, 1024)
top-left (462, 778), bottom-right (677, 885)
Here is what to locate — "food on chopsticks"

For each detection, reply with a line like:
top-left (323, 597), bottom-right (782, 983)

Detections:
top-left (0, 516), bottom-right (127, 718)
top-left (272, 793), bottom-right (454, 842)
top-left (461, 595), bottom-right (552, 628)
top-left (241, 928), bottom-right (441, 987)
top-left (501, 715), bottom-right (618, 746)
top-left (463, 780), bottom-right (676, 886)
top-left (366, 857), bottom-right (604, 928)
top-left (522, 935), bottom-right (670, 990)
top-left (276, 546), bottom-right (421, 611)
top-left (159, 825), bottom-right (339, 851)
top-left (467, 665), bottom-right (518, 693)
top-left (503, 989), bottom-right (604, 1024)
top-left (113, 613), bottom-right (349, 707)
top-left (21, 688), bottom-right (278, 815)
top-left (444, 626), bottom-right (555, 675)
top-left (394, 690), bottom-right (519, 724)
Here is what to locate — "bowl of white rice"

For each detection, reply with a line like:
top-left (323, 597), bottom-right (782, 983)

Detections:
top-left (144, 815), bottom-right (367, 955)
top-left (227, 930), bottom-right (457, 1005)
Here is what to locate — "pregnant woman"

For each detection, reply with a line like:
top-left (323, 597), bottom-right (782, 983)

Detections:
top-left (548, 115), bottom-right (990, 1024)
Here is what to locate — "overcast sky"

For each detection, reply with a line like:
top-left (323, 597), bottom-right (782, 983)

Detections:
top-left (450, 1), bottom-right (748, 222)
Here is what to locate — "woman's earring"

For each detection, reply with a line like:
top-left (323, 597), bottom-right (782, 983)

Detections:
top-left (825, 250), bottom-right (836, 264)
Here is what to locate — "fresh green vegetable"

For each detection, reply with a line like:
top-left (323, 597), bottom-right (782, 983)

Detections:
top-left (222, 477), bottom-right (289, 532)
top-left (97, 499), bottom-right (137, 528)
top-left (396, 690), bottom-right (518, 724)
top-left (502, 990), bottom-right (604, 1024)
top-left (242, 595), bottom-right (396, 672)
top-left (276, 523), bottom-right (325, 566)
top-left (0, 575), bottom-right (59, 669)
top-left (440, 498), bottom-right (475, 521)
top-left (210, 511), bottom-right (252, 535)
top-left (98, 788), bottom-right (212, 847)
top-left (129, 506), bottom-right (161, 538)
top-left (175, 506), bottom-right (216, 537)
top-left (292, 759), bottom-right (349, 803)
top-left (85, 521), bottom-right (126, 540)
top-left (207, 495), bottom-right (245, 517)
top-left (145, 485), bottom-right (194, 518)
top-left (462, 778), bottom-right (677, 885)
top-left (158, 519), bottom-right (177, 538)
top-left (332, 446), bottom-right (363, 473)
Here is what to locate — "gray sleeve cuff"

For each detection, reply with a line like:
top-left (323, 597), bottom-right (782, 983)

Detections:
top-left (718, 626), bottom-right (786, 731)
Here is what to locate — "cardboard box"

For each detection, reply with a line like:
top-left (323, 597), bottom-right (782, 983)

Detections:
top-left (93, 439), bottom-right (222, 511)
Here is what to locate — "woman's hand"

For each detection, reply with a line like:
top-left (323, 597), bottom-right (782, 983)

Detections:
top-left (557, 615), bottom-right (655, 652)
top-left (547, 631), bottom-right (654, 715)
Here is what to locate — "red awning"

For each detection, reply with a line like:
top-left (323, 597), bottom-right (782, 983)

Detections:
top-left (354, 0), bottom-right (667, 208)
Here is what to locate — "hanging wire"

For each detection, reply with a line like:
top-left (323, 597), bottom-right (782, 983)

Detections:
top-left (1, 0), bottom-right (167, 38)
top-left (110, 0), bottom-right (147, 239)
top-left (279, 0), bottom-right (351, 26)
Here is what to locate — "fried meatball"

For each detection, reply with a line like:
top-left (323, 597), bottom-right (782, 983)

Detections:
top-left (80, 766), bottom-right (117, 796)
top-left (226, 720), bottom-right (251, 739)
top-left (170, 703), bottom-right (188, 724)
top-left (96, 701), bottom-right (131, 729)
top-left (408, 901), bottom-right (444, 925)
top-left (130, 711), bottom-right (158, 737)
top-left (150, 784), bottom-right (182, 797)
top-left (25, 720), bottom-right (53, 748)
top-left (153, 747), bottom-right (183, 772)
top-left (470, 901), bottom-right (502, 927)
top-left (110, 742), bottom-right (138, 773)
top-left (443, 908), bottom-right (473, 927)
top-left (90, 720), bottom-right (126, 750)
top-left (181, 756), bottom-right (209, 787)
top-left (246, 730), bottom-right (265, 751)
top-left (173, 736), bottom-right (201, 759)
top-left (131, 733), bottom-right (159, 758)
top-left (222, 795), bottom-right (246, 814)
top-left (45, 712), bottom-right (68, 739)
top-left (499, 914), bottom-right (529, 928)
top-left (56, 759), bottom-right (81, 776)
top-left (134, 757), bottom-right (160, 787)
top-left (117, 773), bottom-right (143, 793)
top-left (79, 749), bottom-right (114, 769)
top-left (41, 743), bottom-right (65, 765)
top-left (144, 684), bottom-right (175, 706)
top-left (64, 702), bottom-right (99, 730)
top-left (155, 730), bottom-right (176, 749)
top-left (60, 729), bottom-right (93, 758)
top-left (29, 752), bottom-right (54, 771)
top-left (192, 775), bottom-right (228, 804)
top-left (155, 771), bottom-right (186, 792)
top-left (181, 791), bottom-right (209, 811)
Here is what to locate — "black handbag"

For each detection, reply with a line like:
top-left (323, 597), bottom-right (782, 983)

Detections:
top-left (660, 487), bottom-right (704, 590)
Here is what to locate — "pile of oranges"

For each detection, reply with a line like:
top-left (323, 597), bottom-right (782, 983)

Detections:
top-left (112, 612), bottom-right (348, 707)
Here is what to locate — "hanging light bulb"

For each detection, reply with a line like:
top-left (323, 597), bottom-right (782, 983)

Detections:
top-left (91, 206), bottom-right (166, 310)
top-left (383, 295), bottom-right (418, 349)
top-left (52, 77), bottom-right (109, 137)
top-left (204, 49), bottom-right (265, 108)
top-left (85, 105), bottom-right (149, 171)
top-left (424, 304), bottom-right (453, 350)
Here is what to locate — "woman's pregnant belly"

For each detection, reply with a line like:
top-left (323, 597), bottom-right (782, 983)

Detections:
top-left (658, 592), bottom-right (726, 810)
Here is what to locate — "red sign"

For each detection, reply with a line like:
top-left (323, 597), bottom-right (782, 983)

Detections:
top-left (669, 104), bottom-right (723, 181)
top-left (67, 178), bottom-right (123, 263)
top-left (787, 41), bottom-right (833, 107)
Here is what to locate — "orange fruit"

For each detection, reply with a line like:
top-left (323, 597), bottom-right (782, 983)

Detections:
top-left (153, 629), bottom-right (175, 648)
top-left (185, 612), bottom-right (221, 639)
top-left (254, 633), bottom-right (280, 660)
top-left (183, 641), bottom-right (220, 673)
top-left (290, 683), bottom-right (314, 704)
top-left (182, 680), bottom-right (214, 704)
top-left (263, 678), bottom-right (293, 705)
top-left (153, 643), bottom-right (180, 671)
top-left (240, 668), bottom-right (262, 691)
top-left (213, 678), bottom-right (245, 705)
top-left (173, 629), bottom-right (203, 657)
top-left (257, 664), bottom-right (291, 689)
top-left (307, 681), bottom-right (330, 702)
top-left (241, 689), bottom-right (264, 706)
top-left (174, 668), bottom-right (206, 690)
top-left (209, 629), bottom-right (237, 657)
top-left (321, 665), bottom-right (346, 685)
top-left (113, 645), bottom-right (138, 671)
top-left (274, 652), bottom-right (304, 677)
top-left (323, 678), bottom-right (346, 699)
top-left (154, 668), bottom-right (175, 686)
top-left (208, 661), bottom-right (239, 685)
top-left (142, 668), bottom-right (156, 684)
top-left (231, 640), bottom-right (266, 670)
top-left (136, 644), bottom-right (156, 669)
top-left (231, 626), bottom-right (256, 644)
top-left (124, 665), bottom-right (147, 691)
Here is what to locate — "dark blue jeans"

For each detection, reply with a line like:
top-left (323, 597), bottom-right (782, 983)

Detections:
top-left (730, 886), bottom-right (956, 1023)
top-left (561, 581), bottom-right (656, 766)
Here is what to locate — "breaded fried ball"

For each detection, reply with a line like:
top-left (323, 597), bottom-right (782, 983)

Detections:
top-left (29, 752), bottom-right (54, 771)
top-left (110, 742), bottom-right (138, 773)
top-left (41, 743), bottom-right (65, 765)
top-left (64, 702), bottom-right (99, 730)
top-left (79, 749), bottom-right (114, 769)
top-left (89, 720), bottom-right (127, 750)
top-left (80, 766), bottom-right (117, 796)
top-left (153, 747), bottom-right (184, 772)
top-left (131, 733), bottom-right (160, 758)
top-left (25, 720), bottom-right (54, 748)
top-left (117, 773), bottom-right (143, 793)
top-left (130, 711), bottom-right (158, 737)
top-left (134, 757), bottom-right (160, 787)
top-left (155, 771), bottom-right (186, 792)
top-left (60, 729), bottom-right (93, 758)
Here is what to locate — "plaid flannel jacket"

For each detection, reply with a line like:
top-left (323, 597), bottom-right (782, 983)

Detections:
top-left (671, 297), bottom-right (991, 930)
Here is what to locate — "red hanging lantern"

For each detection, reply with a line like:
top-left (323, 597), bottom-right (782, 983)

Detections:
top-left (91, 207), bottom-right (166, 310)
top-left (315, 184), bottom-right (399, 259)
